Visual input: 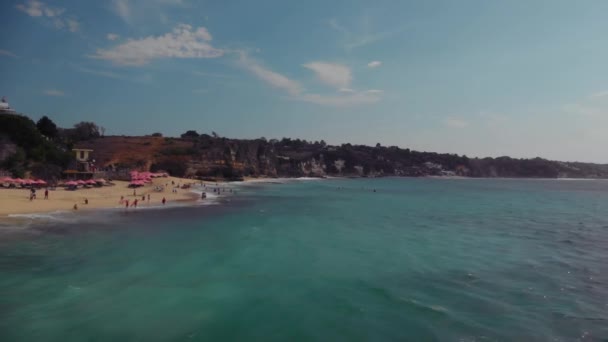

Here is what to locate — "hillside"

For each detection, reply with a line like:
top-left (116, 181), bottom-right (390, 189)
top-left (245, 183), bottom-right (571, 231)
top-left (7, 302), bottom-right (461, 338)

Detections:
top-left (2, 112), bottom-right (608, 180)
top-left (75, 134), bottom-right (608, 180)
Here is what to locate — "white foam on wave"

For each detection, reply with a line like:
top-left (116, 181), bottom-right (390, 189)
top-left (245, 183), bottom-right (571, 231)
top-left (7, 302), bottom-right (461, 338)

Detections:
top-left (8, 210), bottom-right (75, 222)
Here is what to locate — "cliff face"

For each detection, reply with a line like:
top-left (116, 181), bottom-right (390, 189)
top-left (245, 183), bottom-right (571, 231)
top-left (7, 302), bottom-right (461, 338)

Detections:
top-left (75, 135), bottom-right (608, 179)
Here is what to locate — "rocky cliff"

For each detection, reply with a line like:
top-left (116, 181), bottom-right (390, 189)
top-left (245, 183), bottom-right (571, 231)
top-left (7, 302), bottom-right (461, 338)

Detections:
top-left (75, 135), bottom-right (608, 180)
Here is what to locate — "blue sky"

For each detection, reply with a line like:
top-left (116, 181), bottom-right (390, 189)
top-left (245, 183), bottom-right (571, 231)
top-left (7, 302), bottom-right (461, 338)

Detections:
top-left (2, 0), bottom-right (608, 162)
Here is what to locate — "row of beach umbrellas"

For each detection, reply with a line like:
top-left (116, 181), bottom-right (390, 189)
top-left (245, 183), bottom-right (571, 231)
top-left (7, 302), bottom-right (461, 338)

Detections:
top-left (129, 171), bottom-right (168, 187)
top-left (0, 177), bottom-right (47, 185)
top-left (63, 179), bottom-right (106, 186)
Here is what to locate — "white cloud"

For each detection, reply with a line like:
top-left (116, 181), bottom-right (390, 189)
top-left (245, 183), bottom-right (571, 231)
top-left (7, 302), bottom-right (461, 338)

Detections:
top-left (239, 53), bottom-right (302, 95)
top-left (16, 1), bottom-right (79, 32)
top-left (66, 18), bottom-right (79, 32)
top-left (366, 89), bottom-right (383, 94)
top-left (16, 0), bottom-right (49, 17)
top-left (112, 0), bottom-right (130, 22)
top-left (43, 89), bottom-right (65, 96)
top-left (239, 53), bottom-right (382, 107)
top-left (443, 117), bottom-right (469, 128)
top-left (0, 50), bottom-right (18, 58)
top-left (303, 62), bottom-right (352, 89)
top-left (588, 90), bottom-right (608, 99)
top-left (90, 24), bottom-right (223, 66)
top-left (368, 60), bottom-right (382, 68)
top-left (107, 33), bottom-right (120, 41)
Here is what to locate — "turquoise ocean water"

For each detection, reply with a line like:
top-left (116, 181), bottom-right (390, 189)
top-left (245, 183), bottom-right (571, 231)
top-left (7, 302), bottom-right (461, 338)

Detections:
top-left (1, 178), bottom-right (607, 341)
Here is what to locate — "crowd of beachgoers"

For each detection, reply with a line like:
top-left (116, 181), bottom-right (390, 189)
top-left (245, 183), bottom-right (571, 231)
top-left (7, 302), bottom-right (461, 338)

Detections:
top-left (0, 171), bottom-right (217, 218)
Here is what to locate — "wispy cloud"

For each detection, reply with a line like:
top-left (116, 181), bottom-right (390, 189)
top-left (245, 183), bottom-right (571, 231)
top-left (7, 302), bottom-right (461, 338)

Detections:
top-left (111, 0), bottom-right (185, 24)
top-left (106, 33), bottom-right (120, 41)
top-left (329, 18), bottom-right (403, 50)
top-left (193, 71), bottom-right (235, 79)
top-left (238, 53), bottom-right (302, 95)
top-left (368, 60), bottom-right (382, 68)
top-left (0, 50), bottom-right (18, 58)
top-left (73, 65), bottom-right (124, 79)
top-left (111, 0), bottom-right (130, 23)
top-left (588, 90), bottom-right (608, 99)
top-left (72, 64), bottom-right (154, 84)
top-left (303, 62), bottom-right (352, 89)
top-left (328, 18), bottom-right (348, 35)
top-left (238, 53), bottom-right (382, 107)
top-left (43, 89), bottom-right (65, 96)
top-left (16, 0), bottom-right (80, 32)
top-left (90, 24), bottom-right (223, 66)
top-left (443, 117), bottom-right (469, 128)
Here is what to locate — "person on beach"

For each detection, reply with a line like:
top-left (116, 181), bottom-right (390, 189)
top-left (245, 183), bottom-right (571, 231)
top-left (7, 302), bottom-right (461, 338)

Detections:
top-left (133, 189), bottom-right (136, 196)
top-left (73, 204), bottom-right (78, 210)
top-left (132, 199), bottom-right (138, 208)
top-left (147, 194), bottom-right (150, 203)
top-left (125, 199), bottom-right (129, 208)
top-left (142, 195), bottom-right (145, 201)
top-left (84, 198), bottom-right (88, 205)
top-left (201, 192), bottom-right (206, 199)
top-left (44, 189), bottom-right (49, 200)
top-left (119, 195), bottom-right (124, 204)
top-left (162, 197), bottom-right (166, 205)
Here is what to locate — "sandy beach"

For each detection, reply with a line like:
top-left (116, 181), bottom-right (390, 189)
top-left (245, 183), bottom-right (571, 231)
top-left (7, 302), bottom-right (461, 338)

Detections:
top-left (0, 177), bottom-right (212, 218)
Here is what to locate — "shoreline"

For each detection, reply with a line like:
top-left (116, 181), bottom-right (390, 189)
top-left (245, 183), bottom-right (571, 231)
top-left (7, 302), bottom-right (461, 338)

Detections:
top-left (0, 176), bottom-right (230, 223)
top-left (3, 175), bottom-right (605, 225)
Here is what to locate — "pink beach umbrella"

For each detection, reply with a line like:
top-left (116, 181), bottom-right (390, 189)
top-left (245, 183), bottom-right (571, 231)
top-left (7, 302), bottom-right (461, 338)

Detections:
top-left (85, 179), bottom-right (97, 185)
top-left (65, 181), bottom-right (78, 186)
top-left (76, 180), bottom-right (86, 185)
top-left (0, 177), bottom-right (13, 183)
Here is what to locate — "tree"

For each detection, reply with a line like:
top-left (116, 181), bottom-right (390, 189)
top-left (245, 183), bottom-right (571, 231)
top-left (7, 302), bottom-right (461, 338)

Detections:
top-left (181, 130), bottom-right (200, 139)
top-left (151, 132), bottom-right (163, 137)
top-left (211, 131), bottom-right (219, 138)
top-left (71, 121), bottom-right (101, 141)
top-left (36, 116), bottom-right (58, 139)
